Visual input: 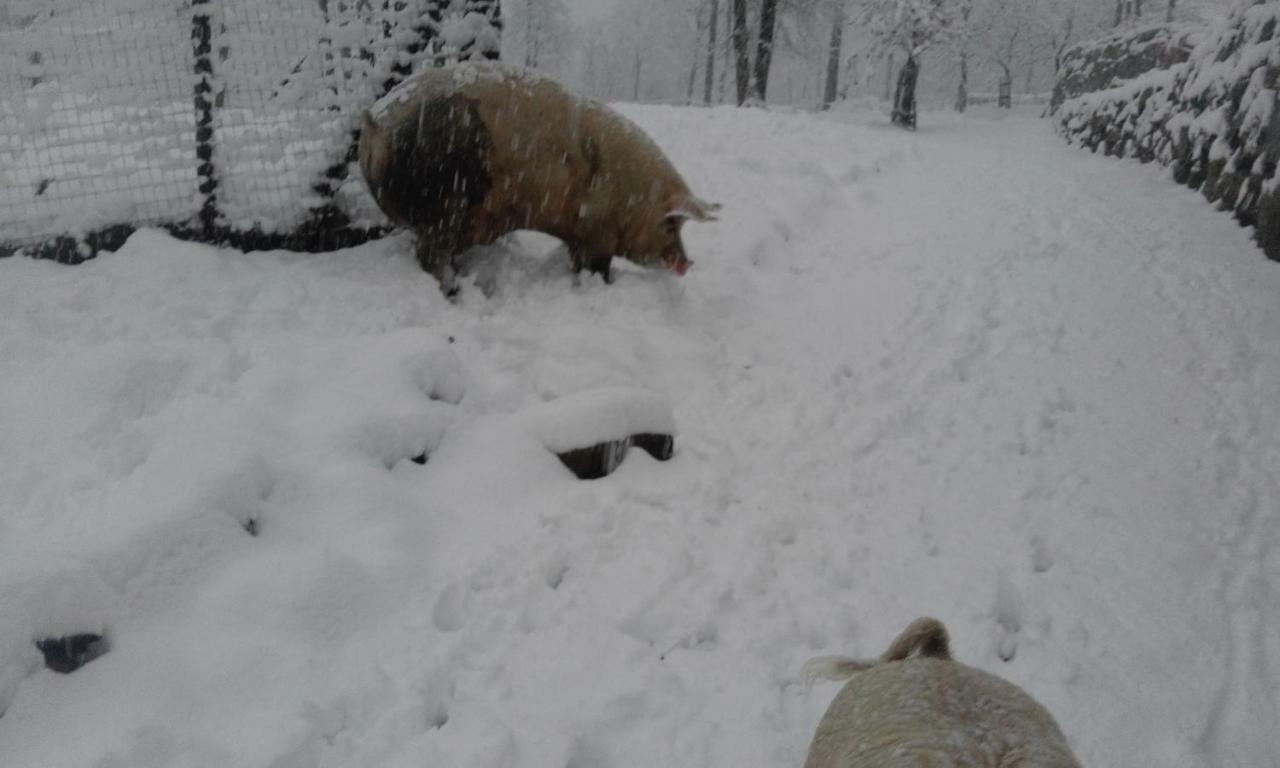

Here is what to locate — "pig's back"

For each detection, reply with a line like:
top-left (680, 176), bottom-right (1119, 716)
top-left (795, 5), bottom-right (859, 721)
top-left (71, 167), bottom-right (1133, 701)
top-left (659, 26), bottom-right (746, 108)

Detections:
top-left (804, 659), bottom-right (1080, 768)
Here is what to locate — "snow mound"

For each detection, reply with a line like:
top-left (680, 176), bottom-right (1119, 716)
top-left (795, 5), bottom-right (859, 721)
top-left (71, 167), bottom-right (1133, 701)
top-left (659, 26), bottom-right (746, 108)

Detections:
top-left (518, 387), bottom-right (676, 455)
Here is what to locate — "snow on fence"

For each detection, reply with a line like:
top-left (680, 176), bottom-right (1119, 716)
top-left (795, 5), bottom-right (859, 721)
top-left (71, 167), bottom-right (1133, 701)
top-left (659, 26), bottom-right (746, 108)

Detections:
top-left (1055, 4), bottom-right (1280, 262)
top-left (0, 0), bottom-right (501, 263)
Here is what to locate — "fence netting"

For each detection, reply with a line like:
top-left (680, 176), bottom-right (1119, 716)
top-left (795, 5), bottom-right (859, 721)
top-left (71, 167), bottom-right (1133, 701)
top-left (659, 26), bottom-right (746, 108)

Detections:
top-left (0, 0), bottom-right (501, 262)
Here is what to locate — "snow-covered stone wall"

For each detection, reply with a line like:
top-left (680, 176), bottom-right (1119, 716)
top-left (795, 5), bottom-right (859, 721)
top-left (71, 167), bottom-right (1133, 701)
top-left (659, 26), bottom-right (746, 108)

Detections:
top-left (1056, 4), bottom-right (1280, 261)
top-left (1050, 24), bottom-right (1198, 112)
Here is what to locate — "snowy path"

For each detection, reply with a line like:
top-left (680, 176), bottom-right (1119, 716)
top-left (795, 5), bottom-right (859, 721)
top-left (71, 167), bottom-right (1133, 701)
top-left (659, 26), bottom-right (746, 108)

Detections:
top-left (2, 107), bottom-right (1278, 768)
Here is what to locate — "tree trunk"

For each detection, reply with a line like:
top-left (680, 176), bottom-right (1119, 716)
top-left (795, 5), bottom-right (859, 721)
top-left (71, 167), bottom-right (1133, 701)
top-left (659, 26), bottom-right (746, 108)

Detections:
top-left (686, 30), bottom-right (700, 105)
top-left (718, 0), bottom-right (731, 103)
top-left (955, 50), bottom-right (968, 112)
top-left (998, 64), bottom-right (1012, 109)
top-left (753, 0), bottom-right (778, 103)
top-left (891, 54), bottom-right (918, 129)
top-left (1115, 0), bottom-right (1124, 27)
top-left (1166, 0), bottom-right (1175, 22)
top-left (732, 0), bottom-right (750, 105)
top-left (524, 0), bottom-right (538, 68)
top-left (705, 0), bottom-right (718, 104)
top-left (1024, 59), bottom-right (1034, 93)
top-left (822, 2), bottom-right (844, 109)
top-left (884, 51), bottom-right (895, 102)
top-left (633, 47), bottom-right (642, 101)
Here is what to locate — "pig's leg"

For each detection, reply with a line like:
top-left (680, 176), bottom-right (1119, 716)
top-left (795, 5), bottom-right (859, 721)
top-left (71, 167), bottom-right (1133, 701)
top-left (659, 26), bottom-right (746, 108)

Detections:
top-left (570, 247), bottom-right (613, 284)
top-left (587, 253), bottom-right (613, 283)
top-left (416, 236), bottom-right (458, 298)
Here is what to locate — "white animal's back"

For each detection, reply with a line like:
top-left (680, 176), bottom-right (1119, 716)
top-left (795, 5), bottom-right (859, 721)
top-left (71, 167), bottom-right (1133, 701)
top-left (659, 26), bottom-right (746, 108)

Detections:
top-left (803, 620), bottom-right (1081, 768)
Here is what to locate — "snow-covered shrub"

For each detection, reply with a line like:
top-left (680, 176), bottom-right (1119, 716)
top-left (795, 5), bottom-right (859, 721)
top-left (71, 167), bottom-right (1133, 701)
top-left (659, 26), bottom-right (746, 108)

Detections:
top-left (1056, 3), bottom-right (1280, 261)
top-left (1050, 23), bottom-right (1199, 112)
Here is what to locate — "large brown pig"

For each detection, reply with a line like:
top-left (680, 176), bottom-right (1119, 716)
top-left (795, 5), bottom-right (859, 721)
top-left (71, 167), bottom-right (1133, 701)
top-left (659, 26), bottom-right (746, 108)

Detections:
top-left (358, 63), bottom-right (718, 294)
top-left (802, 618), bottom-right (1082, 768)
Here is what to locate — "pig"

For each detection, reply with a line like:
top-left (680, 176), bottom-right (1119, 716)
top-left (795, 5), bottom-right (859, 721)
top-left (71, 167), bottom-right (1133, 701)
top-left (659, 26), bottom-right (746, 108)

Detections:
top-left (801, 618), bottom-right (1082, 768)
top-left (357, 63), bottom-right (719, 295)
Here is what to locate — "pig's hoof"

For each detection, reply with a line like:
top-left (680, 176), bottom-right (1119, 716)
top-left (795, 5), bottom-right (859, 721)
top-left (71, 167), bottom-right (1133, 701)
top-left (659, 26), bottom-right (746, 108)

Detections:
top-left (36, 633), bottom-right (109, 674)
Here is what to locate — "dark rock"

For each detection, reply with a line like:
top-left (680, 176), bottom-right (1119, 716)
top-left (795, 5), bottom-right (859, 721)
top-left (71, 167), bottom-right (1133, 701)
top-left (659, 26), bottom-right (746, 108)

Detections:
top-left (36, 634), bottom-right (109, 674)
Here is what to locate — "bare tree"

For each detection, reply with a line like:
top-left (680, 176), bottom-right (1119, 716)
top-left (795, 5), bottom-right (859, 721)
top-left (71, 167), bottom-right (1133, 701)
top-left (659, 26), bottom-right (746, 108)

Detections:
top-left (823, 0), bottom-right (846, 109)
top-left (705, 0), bottom-right (720, 103)
top-left (953, 0), bottom-right (973, 112)
top-left (753, 0), bottom-right (780, 101)
top-left (732, 0), bottom-right (751, 105)
top-left (857, 0), bottom-right (960, 129)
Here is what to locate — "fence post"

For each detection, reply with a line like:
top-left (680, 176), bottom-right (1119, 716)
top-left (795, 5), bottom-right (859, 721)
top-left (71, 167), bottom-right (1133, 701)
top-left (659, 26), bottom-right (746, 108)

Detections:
top-left (192, 0), bottom-right (219, 237)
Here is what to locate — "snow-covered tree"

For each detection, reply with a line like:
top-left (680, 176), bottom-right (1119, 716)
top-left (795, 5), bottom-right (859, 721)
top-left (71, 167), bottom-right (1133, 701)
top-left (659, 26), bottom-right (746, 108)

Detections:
top-left (855, 0), bottom-right (961, 128)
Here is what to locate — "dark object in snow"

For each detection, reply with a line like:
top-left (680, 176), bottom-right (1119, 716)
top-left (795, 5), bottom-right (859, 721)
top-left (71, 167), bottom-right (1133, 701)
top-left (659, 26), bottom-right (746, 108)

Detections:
top-left (242, 517), bottom-right (259, 537)
top-left (891, 55), bottom-right (919, 131)
top-left (411, 453), bottom-right (429, 465)
top-left (556, 433), bottom-right (674, 480)
top-left (35, 178), bottom-right (52, 197)
top-left (35, 634), bottom-right (109, 674)
top-left (630, 433), bottom-right (675, 462)
top-left (358, 64), bottom-right (718, 296)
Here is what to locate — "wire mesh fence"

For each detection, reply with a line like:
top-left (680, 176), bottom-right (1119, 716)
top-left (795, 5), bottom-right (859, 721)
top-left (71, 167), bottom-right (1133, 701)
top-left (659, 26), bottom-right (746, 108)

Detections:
top-left (0, 0), bottom-right (502, 263)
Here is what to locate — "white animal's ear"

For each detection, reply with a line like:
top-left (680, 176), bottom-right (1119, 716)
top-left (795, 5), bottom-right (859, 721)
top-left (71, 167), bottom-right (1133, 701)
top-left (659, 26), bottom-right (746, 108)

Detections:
top-left (800, 656), bottom-right (874, 690)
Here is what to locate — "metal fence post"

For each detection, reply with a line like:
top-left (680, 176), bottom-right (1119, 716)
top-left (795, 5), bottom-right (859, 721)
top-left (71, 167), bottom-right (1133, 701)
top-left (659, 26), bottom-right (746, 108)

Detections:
top-left (192, 0), bottom-right (219, 237)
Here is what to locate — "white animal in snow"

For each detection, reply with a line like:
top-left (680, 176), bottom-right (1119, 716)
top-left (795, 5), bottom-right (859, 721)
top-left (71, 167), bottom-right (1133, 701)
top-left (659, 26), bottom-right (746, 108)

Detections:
top-left (802, 617), bottom-right (1081, 768)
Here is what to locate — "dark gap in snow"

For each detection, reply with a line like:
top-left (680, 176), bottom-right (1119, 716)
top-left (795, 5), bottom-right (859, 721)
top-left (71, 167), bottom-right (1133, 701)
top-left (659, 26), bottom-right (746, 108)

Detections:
top-left (631, 433), bottom-right (675, 462)
top-left (429, 706), bottom-right (449, 730)
top-left (556, 433), bottom-right (675, 480)
top-left (35, 633), bottom-right (109, 674)
top-left (411, 453), bottom-right (429, 465)
top-left (557, 439), bottom-right (629, 480)
top-left (242, 517), bottom-right (260, 537)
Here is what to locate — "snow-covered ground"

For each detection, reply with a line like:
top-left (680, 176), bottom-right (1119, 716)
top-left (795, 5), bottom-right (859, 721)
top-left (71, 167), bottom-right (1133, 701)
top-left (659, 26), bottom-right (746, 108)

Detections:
top-left (2, 104), bottom-right (1278, 768)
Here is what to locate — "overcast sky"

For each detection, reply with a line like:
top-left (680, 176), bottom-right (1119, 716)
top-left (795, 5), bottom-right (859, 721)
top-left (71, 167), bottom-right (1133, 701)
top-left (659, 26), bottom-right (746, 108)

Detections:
top-left (563, 0), bottom-right (624, 22)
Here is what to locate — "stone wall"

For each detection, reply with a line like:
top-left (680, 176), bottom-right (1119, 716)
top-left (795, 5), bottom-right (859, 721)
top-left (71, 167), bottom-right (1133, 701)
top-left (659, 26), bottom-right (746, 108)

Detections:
top-left (1051, 24), bottom-right (1198, 112)
top-left (1056, 4), bottom-right (1280, 261)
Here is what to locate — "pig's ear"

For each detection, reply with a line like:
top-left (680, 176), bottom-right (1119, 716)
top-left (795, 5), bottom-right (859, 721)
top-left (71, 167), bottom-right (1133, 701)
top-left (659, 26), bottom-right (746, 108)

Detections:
top-left (360, 110), bottom-right (380, 138)
top-left (666, 195), bottom-right (721, 223)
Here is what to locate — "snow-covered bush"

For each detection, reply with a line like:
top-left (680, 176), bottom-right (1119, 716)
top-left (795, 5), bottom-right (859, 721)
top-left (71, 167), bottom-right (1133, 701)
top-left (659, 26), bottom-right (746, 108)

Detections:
top-left (1056, 3), bottom-right (1280, 261)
